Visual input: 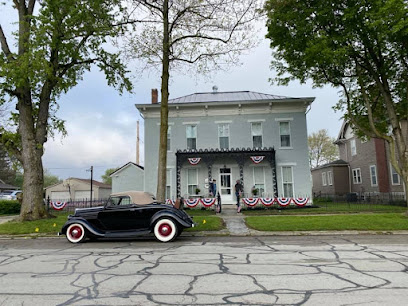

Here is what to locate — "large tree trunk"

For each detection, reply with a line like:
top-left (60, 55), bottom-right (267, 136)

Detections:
top-left (156, 0), bottom-right (170, 203)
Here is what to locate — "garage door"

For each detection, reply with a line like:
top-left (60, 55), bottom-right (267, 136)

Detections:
top-left (74, 190), bottom-right (94, 200)
top-left (50, 191), bottom-right (70, 200)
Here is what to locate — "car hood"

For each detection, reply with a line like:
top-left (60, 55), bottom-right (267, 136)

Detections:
top-left (74, 206), bottom-right (104, 216)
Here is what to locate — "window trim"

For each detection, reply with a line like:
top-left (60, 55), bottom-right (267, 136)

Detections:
top-left (350, 139), bottom-right (357, 156)
top-left (370, 165), bottom-right (378, 187)
top-left (251, 122), bottom-right (263, 148)
top-left (390, 163), bottom-right (401, 185)
top-left (281, 166), bottom-right (294, 198)
top-left (186, 125), bottom-right (197, 150)
top-left (218, 123), bottom-right (230, 149)
top-left (187, 168), bottom-right (198, 196)
top-left (352, 168), bottom-right (362, 184)
top-left (322, 172), bottom-right (327, 186)
top-left (167, 125), bottom-right (171, 152)
top-left (327, 171), bottom-right (333, 186)
top-left (279, 121), bottom-right (292, 148)
top-left (253, 166), bottom-right (265, 196)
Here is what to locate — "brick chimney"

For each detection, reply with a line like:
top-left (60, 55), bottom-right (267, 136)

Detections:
top-left (151, 88), bottom-right (158, 104)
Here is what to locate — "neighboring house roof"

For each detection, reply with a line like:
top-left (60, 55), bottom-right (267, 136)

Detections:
top-left (334, 120), bottom-right (350, 144)
top-left (109, 162), bottom-right (144, 177)
top-left (311, 159), bottom-right (349, 171)
top-left (45, 178), bottom-right (112, 190)
top-left (0, 182), bottom-right (18, 190)
top-left (167, 91), bottom-right (293, 104)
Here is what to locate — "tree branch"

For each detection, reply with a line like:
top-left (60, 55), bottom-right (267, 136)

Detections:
top-left (0, 25), bottom-right (14, 60)
top-left (28, 0), bottom-right (36, 15)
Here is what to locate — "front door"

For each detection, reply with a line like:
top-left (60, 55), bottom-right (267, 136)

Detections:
top-left (219, 168), bottom-right (233, 203)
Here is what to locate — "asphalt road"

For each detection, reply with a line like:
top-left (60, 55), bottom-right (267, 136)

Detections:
top-left (1, 235), bottom-right (408, 305)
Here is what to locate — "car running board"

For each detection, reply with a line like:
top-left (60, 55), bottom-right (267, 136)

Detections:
top-left (104, 230), bottom-right (151, 238)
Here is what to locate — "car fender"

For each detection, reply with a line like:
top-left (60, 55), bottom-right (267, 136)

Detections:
top-left (60, 218), bottom-right (105, 237)
top-left (150, 210), bottom-right (192, 229)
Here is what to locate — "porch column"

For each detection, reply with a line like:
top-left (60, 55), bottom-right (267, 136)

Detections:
top-left (176, 154), bottom-right (181, 198)
top-left (265, 150), bottom-right (278, 197)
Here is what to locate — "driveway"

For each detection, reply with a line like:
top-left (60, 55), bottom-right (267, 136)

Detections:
top-left (1, 235), bottom-right (408, 305)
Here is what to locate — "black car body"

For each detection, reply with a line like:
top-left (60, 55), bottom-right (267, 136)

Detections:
top-left (59, 191), bottom-right (195, 243)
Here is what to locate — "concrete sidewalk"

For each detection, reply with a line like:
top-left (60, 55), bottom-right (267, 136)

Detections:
top-left (0, 215), bottom-right (17, 225)
top-left (218, 205), bottom-right (250, 236)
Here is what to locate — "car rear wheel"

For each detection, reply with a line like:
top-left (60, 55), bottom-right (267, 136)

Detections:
top-left (154, 218), bottom-right (178, 242)
top-left (66, 223), bottom-right (86, 243)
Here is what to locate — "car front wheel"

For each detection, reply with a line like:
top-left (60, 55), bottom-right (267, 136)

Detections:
top-left (66, 223), bottom-right (86, 243)
top-left (154, 218), bottom-right (178, 242)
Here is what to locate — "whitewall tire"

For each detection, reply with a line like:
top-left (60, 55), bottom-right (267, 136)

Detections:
top-left (66, 223), bottom-right (86, 243)
top-left (154, 218), bottom-right (178, 242)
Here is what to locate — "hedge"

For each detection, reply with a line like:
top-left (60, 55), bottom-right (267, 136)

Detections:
top-left (0, 200), bottom-right (21, 215)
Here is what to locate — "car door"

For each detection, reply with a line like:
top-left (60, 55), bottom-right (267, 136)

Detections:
top-left (98, 196), bottom-right (139, 231)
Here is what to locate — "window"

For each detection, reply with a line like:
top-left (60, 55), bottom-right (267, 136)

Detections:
top-left (107, 196), bottom-right (131, 206)
top-left (370, 165), bottom-right (378, 186)
top-left (166, 169), bottom-right (171, 199)
top-left (253, 167), bottom-right (265, 196)
top-left (352, 168), bottom-right (362, 184)
top-left (351, 139), bottom-right (357, 156)
top-left (280, 121), bottom-right (291, 147)
top-left (251, 122), bottom-right (263, 148)
top-left (327, 171), bottom-right (333, 186)
top-left (167, 126), bottom-right (171, 151)
top-left (322, 172), bottom-right (327, 186)
top-left (282, 166), bottom-right (294, 197)
top-left (390, 165), bottom-right (400, 185)
top-left (218, 123), bottom-right (230, 149)
top-left (187, 168), bottom-right (198, 195)
top-left (186, 125), bottom-right (197, 150)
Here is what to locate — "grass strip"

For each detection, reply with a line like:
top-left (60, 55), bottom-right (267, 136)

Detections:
top-left (245, 213), bottom-right (408, 231)
top-left (185, 216), bottom-right (224, 231)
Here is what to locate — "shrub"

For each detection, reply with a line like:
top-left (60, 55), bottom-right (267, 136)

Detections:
top-left (0, 200), bottom-right (21, 215)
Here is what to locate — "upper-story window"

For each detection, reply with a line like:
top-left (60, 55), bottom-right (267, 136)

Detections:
top-left (370, 165), bottom-right (378, 186)
top-left (351, 139), bottom-right (357, 156)
top-left (352, 168), bottom-right (362, 184)
top-left (218, 123), bottom-right (230, 149)
top-left (327, 171), bottom-right (333, 186)
top-left (280, 121), bottom-right (291, 147)
top-left (390, 164), bottom-right (400, 185)
top-left (251, 122), bottom-right (263, 148)
top-left (322, 172), bottom-right (327, 186)
top-left (186, 125), bottom-right (197, 150)
top-left (167, 126), bottom-right (171, 151)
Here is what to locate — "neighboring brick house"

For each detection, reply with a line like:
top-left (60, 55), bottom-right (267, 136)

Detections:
top-left (312, 121), bottom-right (405, 196)
top-left (136, 88), bottom-right (314, 204)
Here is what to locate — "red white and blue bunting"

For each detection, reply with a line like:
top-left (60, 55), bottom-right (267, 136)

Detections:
top-left (250, 156), bottom-right (265, 164)
top-left (188, 158), bottom-right (201, 165)
top-left (185, 198), bottom-right (200, 207)
top-left (259, 197), bottom-right (275, 206)
top-left (242, 198), bottom-right (259, 206)
top-left (276, 197), bottom-right (292, 206)
top-left (51, 201), bottom-right (67, 210)
top-left (293, 197), bottom-right (309, 206)
top-left (200, 198), bottom-right (216, 207)
top-left (166, 199), bottom-right (175, 206)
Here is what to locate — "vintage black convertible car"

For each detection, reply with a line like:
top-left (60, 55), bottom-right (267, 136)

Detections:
top-left (59, 191), bottom-right (195, 243)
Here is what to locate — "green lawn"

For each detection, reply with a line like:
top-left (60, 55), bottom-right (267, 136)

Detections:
top-left (243, 202), bottom-right (407, 215)
top-left (245, 213), bottom-right (408, 231)
top-left (0, 211), bottom-right (223, 235)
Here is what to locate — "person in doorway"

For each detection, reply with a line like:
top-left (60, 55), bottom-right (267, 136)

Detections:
top-left (234, 180), bottom-right (243, 213)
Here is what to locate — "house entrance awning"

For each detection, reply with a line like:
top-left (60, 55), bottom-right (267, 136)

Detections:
top-left (175, 147), bottom-right (278, 198)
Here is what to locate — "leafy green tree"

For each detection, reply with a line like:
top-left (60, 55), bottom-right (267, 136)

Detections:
top-left (125, 0), bottom-right (262, 201)
top-left (0, 145), bottom-right (16, 185)
top-left (265, 0), bottom-right (408, 204)
top-left (43, 169), bottom-right (61, 188)
top-left (308, 129), bottom-right (339, 168)
top-left (101, 167), bottom-right (118, 185)
top-left (0, 0), bottom-right (131, 220)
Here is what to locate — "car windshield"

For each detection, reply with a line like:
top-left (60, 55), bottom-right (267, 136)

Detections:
top-left (107, 196), bottom-right (132, 206)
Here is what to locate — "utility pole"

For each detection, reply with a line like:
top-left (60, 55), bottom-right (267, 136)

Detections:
top-left (87, 166), bottom-right (93, 204)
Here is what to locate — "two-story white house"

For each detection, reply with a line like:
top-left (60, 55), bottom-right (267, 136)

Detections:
top-left (136, 89), bottom-right (314, 204)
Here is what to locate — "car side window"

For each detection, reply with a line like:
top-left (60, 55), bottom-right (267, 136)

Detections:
top-left (107, 196), bottom-right (132, 206)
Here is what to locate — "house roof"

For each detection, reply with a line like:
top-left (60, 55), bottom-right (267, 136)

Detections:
top-left (109, 162), bottom-right (144, 177)
top-left (74, 178), bottom-right (112, 189)
top-left (0, 182), bottom-right (18, 190)
top-left (311, 159), bottom-right (349, 171)
top-left (167, 91), bottom-right (293, 104)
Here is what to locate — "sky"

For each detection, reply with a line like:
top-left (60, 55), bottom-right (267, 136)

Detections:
top-left (1, 3), bottom-right (344, 182)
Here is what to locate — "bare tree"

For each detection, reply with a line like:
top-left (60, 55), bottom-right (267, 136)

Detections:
top-left (124, 0), bottom-right (262, 201)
